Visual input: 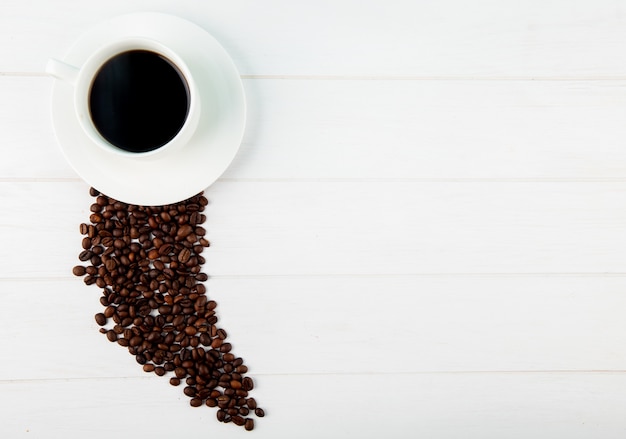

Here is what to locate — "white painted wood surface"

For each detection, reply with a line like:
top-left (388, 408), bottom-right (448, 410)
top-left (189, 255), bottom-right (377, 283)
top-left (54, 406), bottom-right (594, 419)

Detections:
top-left (2, 1), bottom-right (626, 437)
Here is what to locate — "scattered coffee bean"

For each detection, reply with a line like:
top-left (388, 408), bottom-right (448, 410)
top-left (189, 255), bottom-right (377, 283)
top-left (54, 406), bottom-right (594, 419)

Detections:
top-left (247, 398), bottom-right (257, 410)
top-left (73, 188), bottom-right (264, 430)
top-left (72, 265), bottom-right (86, 276)
top-left (245, 418), bottom-right (254, 431)
top-left (94, 313), bottom-right (106, 326)
top-left (106, 330), bottom-right (117, 342)
top-left (190, 398), bottom-right (203, 407)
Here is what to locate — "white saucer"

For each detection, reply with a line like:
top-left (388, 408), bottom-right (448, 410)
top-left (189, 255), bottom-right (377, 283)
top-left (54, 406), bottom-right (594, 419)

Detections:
top-left (49, 12), bottom-right (246, 205)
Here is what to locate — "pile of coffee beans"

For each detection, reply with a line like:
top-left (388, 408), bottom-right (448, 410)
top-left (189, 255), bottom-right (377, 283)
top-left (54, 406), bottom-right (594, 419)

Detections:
top-left (72, 187), bottom-right (264, 430)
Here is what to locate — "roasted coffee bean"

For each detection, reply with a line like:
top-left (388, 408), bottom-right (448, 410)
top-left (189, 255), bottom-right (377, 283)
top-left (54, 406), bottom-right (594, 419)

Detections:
top-left (81, 237), bottom-right (92, 250)
top-left (94, 313), bottom-right (107, 326)
top-left (217, 395), bottom-right (229, 408)
top-left (78, 250), bottom-right (92, 261)
top-left (72, 265), bottom-right (86, 276)
top-left (106, 330), bottom-right (117, 342)
top-left (254, 408), bottom-right (265, 417)
top-left (244, 418), bottom-right (254, 431)
top-left (206, 398), bottom-right (217, 407)
top-left (176, 224), bottom-right (193, 239)
top-left (178, 248), bottom-right (191, 263)
top-left (242, 377), bottom-right (254, 391)
top-left (190, 398), bottom-right (203, 407)
top-left (143, 364), bottom-right (155, 373)
top-left (158, 243), bottom-right (173, 256)
top-left (199, 333), bottom-right (211, 346)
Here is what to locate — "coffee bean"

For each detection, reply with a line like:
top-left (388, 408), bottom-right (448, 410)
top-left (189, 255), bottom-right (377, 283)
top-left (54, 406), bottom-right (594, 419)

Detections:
top-left (217, 395), bottom-right (229, 408)
top-left (176, 225), bottom-right (193, 239)
top-left (94, 313), bottom-right (106, 326)
top-left (206, 398), bottom-right (217, 407)
top-left (243, 377), bottom-right (254, 391)
top-left (178, 248), bottom-right (191, 263)
top-left (72, 265), bottom-right (86, 276)
top-left (169, 377), bottom-right (181, 386)
top-left (143, 364), bottom-right (155, 373)
top-left (244, 418), bottom-right (254, 431)
top-left (183, 386), bottom-right (196, 397)
top-left (106, 330), bottom-right (117, 342)
top-left (104, 259), bottom-right (116, 271)
top-left (158, 243), bottom-right (173, 256)
top-left (129, 336), bottom-right (143, 347)
top-left (254, 408), bottom-right (265, 417)
top-left (78, 250), bottom-right (92, 261)
top-left (190, 398), bottom-right (203, 407)
top-left (81, 236), bottom-right (91, 250)
top-left (247, 397), bottom-right (257, 410)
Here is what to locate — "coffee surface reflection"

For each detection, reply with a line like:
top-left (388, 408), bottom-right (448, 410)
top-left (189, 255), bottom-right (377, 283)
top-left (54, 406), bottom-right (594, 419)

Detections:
top-left (89, 50), bottom-right (190, 153)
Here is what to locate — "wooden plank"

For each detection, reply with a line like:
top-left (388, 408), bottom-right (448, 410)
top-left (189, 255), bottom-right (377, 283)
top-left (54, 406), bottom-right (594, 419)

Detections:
top-left (1, 181), bottom-right (626, 277)
top-left (4, 76), bottom-right (626, 181)
top-left (1, 372), bottom-right (626, 438)
top-left (2, 0), bottom-right (626, 77)
top-left (0, 77), bottom-right (73, 178)
top-left (1, 275), bottom-right (626, 380)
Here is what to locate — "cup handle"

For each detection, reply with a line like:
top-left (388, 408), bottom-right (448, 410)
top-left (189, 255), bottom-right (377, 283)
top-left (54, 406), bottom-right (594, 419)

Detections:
top-left (45, 58), bottom-right (79, 85)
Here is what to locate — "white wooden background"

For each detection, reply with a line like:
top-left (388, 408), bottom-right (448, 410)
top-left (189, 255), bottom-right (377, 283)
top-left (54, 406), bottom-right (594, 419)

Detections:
top-left (2, 0), bottom-right (626, 437)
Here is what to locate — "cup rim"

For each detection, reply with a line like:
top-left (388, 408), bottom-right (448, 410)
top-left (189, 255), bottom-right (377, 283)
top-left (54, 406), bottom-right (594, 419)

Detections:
top-left (73, 37), bottom-right (201, 159)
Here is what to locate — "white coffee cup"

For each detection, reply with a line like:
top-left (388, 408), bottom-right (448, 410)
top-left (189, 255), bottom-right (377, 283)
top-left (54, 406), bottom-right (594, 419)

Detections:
top-left (45, 37), bottom-right (201, 159)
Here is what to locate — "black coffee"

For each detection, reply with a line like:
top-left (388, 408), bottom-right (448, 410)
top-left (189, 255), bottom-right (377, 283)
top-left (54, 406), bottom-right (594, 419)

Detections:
top-left (89, 50), bottom-right (190, 153)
